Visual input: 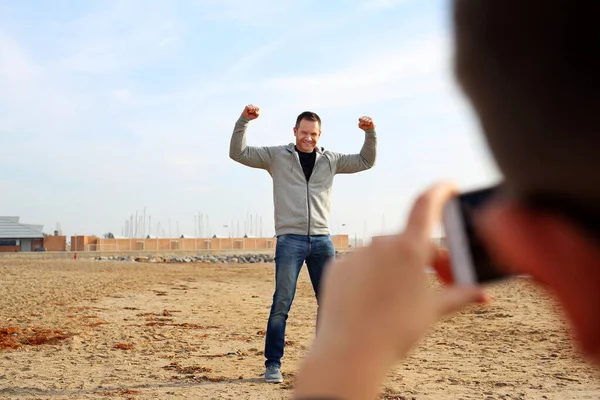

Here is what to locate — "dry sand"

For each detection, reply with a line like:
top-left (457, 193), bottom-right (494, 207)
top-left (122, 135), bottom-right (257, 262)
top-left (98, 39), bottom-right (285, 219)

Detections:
top-left (0, 257), bottom-right (599, 400)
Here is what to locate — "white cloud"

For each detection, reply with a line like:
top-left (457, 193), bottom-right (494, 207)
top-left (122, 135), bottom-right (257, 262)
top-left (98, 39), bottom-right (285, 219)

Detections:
top-left (49, 2), bottom-right (180, 74)
top-left (111, 89), bottom-right (133, 102)
top-left (361, 0), bottom-right (410, 11)
top-left (196, 0), bottom-right (296, 25)
top-left (0, 35), bottom-right (87, 137)
top-left (0, 35), bottom-right (41, 82)
top-left (228, 39), bottom-right (285, 74)
top-left (157, 35), bottom-right (178, 47)
top-left (262, 34), bottom-right (450, 111)
top-left (0, 35), bottom-right (43, 103)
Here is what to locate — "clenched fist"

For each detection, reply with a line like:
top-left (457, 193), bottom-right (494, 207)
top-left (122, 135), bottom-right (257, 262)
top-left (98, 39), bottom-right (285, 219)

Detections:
top-left (358, 116), bottom-right (375, 131)
top-left (242, 104), bottom-right (260, 120)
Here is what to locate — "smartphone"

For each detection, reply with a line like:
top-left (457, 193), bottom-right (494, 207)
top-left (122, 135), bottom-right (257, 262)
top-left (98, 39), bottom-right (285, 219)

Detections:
top-left (442, 185), bottom-right (510, 285)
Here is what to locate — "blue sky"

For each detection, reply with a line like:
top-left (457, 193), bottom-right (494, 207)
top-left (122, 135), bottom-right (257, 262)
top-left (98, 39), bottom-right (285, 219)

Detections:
top-left (0, 0), bottom-right (501, 240)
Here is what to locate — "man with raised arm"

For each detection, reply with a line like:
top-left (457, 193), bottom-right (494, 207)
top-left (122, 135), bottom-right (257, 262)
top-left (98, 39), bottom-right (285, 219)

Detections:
top-left (229, 105), bottom-right (377, 383)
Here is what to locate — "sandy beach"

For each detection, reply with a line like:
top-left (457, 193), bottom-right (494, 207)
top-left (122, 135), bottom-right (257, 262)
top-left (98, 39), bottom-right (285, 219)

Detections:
top-left (1, 257), bottom-right (599, 399)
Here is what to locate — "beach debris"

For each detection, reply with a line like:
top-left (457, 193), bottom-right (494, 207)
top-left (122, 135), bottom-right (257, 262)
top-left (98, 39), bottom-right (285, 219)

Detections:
top-left (0, 326), bottom-right (71, 350)
top-left (113, 343), bottom-right (134, 350)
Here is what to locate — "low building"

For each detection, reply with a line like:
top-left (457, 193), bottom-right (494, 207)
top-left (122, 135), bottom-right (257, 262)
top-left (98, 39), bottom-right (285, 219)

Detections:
top-left (0, 216), bottom-right (45, 252)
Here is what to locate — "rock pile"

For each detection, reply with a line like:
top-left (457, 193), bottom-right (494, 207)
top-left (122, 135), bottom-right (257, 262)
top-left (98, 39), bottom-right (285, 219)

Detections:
top-left (93, 251), bottom-right (345, 264)
top-left (94, 254), bottom-right (275, 264)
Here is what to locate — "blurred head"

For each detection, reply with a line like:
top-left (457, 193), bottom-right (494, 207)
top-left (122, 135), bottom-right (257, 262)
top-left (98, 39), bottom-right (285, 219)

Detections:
top-left (453, 0), bottom-right (600, 363)
top-left (294, 111), bottom-right (322, 153)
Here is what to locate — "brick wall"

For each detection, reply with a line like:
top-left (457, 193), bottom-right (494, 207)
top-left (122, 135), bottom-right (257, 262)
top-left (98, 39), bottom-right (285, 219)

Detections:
top-left (0, 245), bottom-right (20, 253)
top-left (371, 235), bottom-right (446, 247)
top-left (44, 236), bottom-right (67, 251)
top-left (69, 236), bottom-right (97, 251)
top-left (332, 235), bottom-right (348, 248)
top-left (70, 235), bottom-right (350, 252)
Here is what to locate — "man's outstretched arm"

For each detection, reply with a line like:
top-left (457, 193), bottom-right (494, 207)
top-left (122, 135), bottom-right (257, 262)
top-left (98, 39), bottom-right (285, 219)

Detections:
top-left (229, 104), bottom-right (273, 170)
top-left (334, 116), bottom-right (377, 174)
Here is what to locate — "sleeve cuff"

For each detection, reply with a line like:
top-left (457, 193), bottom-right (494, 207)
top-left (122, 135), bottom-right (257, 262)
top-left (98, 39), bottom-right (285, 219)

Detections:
top-left (237, 115), bottom-right (251, 124)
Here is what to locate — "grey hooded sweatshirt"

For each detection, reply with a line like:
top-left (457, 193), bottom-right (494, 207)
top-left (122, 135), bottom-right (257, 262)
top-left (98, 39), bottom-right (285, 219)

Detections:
top-left (229, 115), bottom-right (377, 237)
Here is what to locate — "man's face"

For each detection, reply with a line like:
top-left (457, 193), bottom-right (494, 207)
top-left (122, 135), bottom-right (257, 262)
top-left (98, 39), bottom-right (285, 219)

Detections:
top-left (294, 119), bottom-right (321, 153)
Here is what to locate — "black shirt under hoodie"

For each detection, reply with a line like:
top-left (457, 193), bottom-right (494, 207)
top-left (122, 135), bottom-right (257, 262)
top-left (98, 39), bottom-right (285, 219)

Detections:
top-left (295, 146), bottom-right (317, 182)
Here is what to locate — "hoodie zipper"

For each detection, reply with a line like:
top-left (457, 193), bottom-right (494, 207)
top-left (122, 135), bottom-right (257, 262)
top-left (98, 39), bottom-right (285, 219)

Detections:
top-left (306, 175), bottom-right (311, 236)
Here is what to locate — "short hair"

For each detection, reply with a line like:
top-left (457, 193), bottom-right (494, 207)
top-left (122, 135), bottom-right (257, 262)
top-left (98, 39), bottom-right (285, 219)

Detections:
top-left (453, 0), bottom-right (600, 234)
top-left (295, 111), bottom-right (322, 131)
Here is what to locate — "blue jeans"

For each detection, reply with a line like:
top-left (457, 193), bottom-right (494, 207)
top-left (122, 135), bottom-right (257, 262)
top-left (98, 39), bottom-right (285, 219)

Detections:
top-left (264, 234), bottom-right (336, 368)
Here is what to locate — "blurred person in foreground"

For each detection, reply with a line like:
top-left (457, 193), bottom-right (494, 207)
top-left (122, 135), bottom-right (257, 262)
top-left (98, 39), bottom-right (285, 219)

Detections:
top-left (293, 1), bottom-right (600, 399)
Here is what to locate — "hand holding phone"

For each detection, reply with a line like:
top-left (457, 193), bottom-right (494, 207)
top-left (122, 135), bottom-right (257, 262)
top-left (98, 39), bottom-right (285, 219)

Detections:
top-left (442, 185), bottom-right (511, 285)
